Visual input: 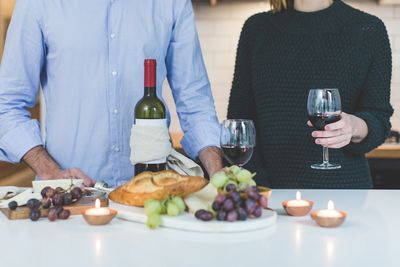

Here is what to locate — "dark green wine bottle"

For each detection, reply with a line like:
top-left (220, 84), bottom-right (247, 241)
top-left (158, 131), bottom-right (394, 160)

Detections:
top-left (134, 59), bottom-right (167, 175)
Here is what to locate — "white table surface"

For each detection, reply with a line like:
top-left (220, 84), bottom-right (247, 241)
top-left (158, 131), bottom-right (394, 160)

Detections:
top-left (1, 189), bottom-right (399, 267)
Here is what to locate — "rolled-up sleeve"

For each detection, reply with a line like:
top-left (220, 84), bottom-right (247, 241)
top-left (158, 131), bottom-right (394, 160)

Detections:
top-left (0, 0), bottom-right (45, 163)
top-left (165, 0), bottom-right (220, 159)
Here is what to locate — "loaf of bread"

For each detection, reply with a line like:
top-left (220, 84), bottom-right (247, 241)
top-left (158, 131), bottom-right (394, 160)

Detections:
top-left (108, 170), bottom-right (208, 207)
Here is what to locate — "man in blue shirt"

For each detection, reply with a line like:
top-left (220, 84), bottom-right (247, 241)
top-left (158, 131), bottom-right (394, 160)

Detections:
top-left (0, 0), bottom-right (222, 186)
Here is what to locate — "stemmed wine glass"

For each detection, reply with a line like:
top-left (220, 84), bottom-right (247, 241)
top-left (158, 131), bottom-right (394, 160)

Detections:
top-left (307, 89), bottom-right (342, 170)
top-left (220, 119), bottom-right (256, 167)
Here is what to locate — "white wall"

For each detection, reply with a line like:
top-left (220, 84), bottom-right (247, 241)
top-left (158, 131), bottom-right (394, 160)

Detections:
top-left (163, 0), bottom-right (400, 133)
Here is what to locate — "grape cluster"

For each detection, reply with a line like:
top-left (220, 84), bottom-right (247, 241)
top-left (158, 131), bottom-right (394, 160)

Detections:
top-left (195, 186), bottom-right (268, 222)
top-left (24, 186), bottom-right (83, 222)
top-left (144, 196), bottom-right (186, 229)
top-left (211, 165), bottom-right (256, 192)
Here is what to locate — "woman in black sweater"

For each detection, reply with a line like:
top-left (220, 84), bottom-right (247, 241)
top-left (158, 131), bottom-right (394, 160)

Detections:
top-left (227, 0), bottom-right (393, 188)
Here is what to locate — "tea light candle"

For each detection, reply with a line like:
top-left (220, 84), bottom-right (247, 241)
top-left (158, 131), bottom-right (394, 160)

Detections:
top-left (317, 200), bottom-right (343, 218)
top-left (82, 199), bottom-right (117, 226)
top-left (311, 200), bottom-right (347, 228)
top-left (282, 191), bottom-right (313, 216)
top-left (85, 199), bottom-right (110, 216)
top-left (286, 191), bottom-right (310, 207)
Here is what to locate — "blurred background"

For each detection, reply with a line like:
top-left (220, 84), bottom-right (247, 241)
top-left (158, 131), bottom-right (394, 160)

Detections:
top-left (0, 0), bottom-right (399, 188)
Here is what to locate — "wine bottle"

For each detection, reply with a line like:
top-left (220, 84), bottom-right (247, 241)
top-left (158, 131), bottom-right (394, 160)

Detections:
top-left (134, 59), bottom-right (167, 174)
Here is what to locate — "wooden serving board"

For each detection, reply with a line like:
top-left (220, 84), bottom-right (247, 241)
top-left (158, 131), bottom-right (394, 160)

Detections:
top-left (0, 196), bottom-right (108, 220)
top-left (110, 201), bottom-right (277, 233)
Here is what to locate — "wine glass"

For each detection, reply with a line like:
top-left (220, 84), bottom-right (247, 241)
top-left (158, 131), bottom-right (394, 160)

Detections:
top-left (220, 119), bottom-right (256, 167)
top-left (307, 89), bottom-right (342, 170)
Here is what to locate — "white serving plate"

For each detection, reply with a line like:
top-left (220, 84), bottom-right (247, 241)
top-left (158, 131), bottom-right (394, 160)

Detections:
top-left (110, 201), bottom-right (277, 233)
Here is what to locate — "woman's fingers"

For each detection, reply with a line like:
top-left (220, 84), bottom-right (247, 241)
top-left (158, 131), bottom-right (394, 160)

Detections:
top-left (325, 119), bottom-right (345, 131)
top-left (316, 134), bottom-right (352, 146)
top-left (307, 121), bottom-right (313, 127)
top-left (312, 129), bottom-right (343, 138)
top-left (325, 140), bottom-right (351, 149)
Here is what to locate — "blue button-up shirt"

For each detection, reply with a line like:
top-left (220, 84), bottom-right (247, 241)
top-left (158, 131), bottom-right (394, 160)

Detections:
top-left (0, 0), bottom-right (220, 186)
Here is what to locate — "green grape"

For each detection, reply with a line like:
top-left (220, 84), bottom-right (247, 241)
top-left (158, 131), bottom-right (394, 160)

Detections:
top-left (146, 213), bottom-right (162, 229)
top-left (229, 165), bottom-right (241, 175)
top-left (238, 182), bottom-right (249, 191)
top-left (236, 169), bottom-right (252, 183)
top-left (160, 200), bottom-right (167, 215)
top-left (166, 201), bottom-right (180, 216)
top-left (144, 199), bottom-right (162, 216)
top-left (171, 196), bottom-right (186, 214)
top-left (210, 171), bottom-right (229, 189)
top-left (248, 179), bottom-right (257, 186)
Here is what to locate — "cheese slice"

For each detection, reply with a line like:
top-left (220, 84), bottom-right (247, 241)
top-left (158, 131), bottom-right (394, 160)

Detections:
top-left (184, 183), bottom-right (218, 213)
top-left (0, 189), bottom-right (41, 208)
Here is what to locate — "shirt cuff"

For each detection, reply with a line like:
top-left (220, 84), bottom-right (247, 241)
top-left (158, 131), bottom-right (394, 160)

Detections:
top-left (181, 120), bottom-right (220, 159)
top-left (0, 120), bottom-right (43, 163)
top-left (343, 111), bottom-right (384, 155)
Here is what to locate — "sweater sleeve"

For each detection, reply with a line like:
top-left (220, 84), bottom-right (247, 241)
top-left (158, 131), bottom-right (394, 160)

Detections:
top-left (344, 19), bottom-right (394, 156)
top-left (227, 18), bottom-right (257, 120)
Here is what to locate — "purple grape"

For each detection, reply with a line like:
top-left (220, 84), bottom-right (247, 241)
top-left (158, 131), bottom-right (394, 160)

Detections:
top-left (48, 207), bottom-right (58, 221)
top-left (26, 199), bottom-right (41, 210)
top-left (195, 210), bottom-right (213, 221)
top-left (226, 210), bottom-right (238, 222)
top-left (29, 209), bottom-right (41, 221)
top-left (258, 196), bottom-right (269, 209)
top-left (247, 189), bottom-right (261, 201)
top-left (225, 183), bottom-right (237, 192)
top-left (45, 187), bottom-right (56, 198)
top-left (230, 191), bottom-right (241, 204)
top-left (8, 201), bottom-right (18, 210)
top-left (58, 209), bottom-right (71, 220)
top-left (223, 198), bottom-right (234, 212)
top-left (216, 211), bottom-right (227, 221)
top-left (253, 206), bottom-right (262, 218)
top-left (55, 187), bottom-right (64, 194)
top-left (212, 201), bottom-right (221, 211)
top-left (245, 199), bottom-right (256, 214)
top-left (41, 198), bottom-right (51, 209)
top-left (40, 186), bottom-right (51, 198)
top-left (195, 209), bottom-right (207, 219)
top-left (52, 193), bottom-right (64, 206)
top-left (237, 208), bottom-right (248, 221)
top-left (214, 194), bottom-right (226, 205)
top-left (54, 206), bottom-right (64, 216)
top-left (63, 193), bottom-right (73, 205)
top-left (71, 187), bottom-right (83, 200)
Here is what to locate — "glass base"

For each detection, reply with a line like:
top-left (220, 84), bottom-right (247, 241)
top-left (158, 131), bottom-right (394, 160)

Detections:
top-left (311, 162), bottom-right (341, 170)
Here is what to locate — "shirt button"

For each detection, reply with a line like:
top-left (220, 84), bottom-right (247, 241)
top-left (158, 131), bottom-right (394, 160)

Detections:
top-left (110, 33), bottom-right (116, 39)
top-left (111, 70), bottom-right (117, 76)
top-left (113, 109), bottom-right (119, 114)
top-left (113, 146), bottom-right (120, 152)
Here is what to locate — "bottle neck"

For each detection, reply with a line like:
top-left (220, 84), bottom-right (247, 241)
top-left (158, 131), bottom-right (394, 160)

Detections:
top-left (144, 87), bottom-right (157, 97)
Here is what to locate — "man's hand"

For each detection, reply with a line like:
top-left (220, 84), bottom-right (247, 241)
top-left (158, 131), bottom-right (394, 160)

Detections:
top-left (308, 112), bottom-right (368, 149)
top-left (23, 146), bottom-right (95, 186)
top-left (198, 146), bottom-right (224, 177)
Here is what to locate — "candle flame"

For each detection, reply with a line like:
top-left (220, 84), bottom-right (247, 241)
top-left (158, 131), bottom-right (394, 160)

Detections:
top-left (95, 198), bottom-right (100, 209)
top-left (296, 191), bottom-right (301, 201)
top-left (327, 200), bottom-right (334, 210)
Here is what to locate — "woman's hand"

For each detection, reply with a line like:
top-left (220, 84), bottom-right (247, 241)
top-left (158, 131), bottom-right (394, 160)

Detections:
top-left (308, 112), bottom-right (369, 149)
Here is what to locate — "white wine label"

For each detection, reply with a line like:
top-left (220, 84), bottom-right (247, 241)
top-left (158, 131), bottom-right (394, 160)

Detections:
top-left (134, 119), bottom-right (167, 164)
top-left (135, 119), bottom-right (167, 127)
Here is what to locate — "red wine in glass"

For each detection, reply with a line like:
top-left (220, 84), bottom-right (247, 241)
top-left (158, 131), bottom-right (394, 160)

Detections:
top-left (221, 145), bottom-right (254, 166)
top-left (308, 114), bottom-right (341, 131)
top-left (220, 119), bottom-right (256, 167)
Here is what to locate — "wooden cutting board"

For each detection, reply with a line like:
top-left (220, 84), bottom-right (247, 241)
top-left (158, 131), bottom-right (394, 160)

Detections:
top-left (0, 196), bottom-right (108, 220)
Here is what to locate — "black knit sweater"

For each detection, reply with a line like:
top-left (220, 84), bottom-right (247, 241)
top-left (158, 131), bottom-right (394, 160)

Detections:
top-left (227, 0), bottom-right (393, 189)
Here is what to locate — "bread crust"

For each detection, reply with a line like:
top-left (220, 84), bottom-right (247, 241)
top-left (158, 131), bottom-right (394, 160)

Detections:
top-left (108, 170), bottom-right (208, 207)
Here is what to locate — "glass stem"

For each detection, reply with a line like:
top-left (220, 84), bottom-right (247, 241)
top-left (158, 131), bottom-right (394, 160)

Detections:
top-left (322, 146), bottom-right (329, 165)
